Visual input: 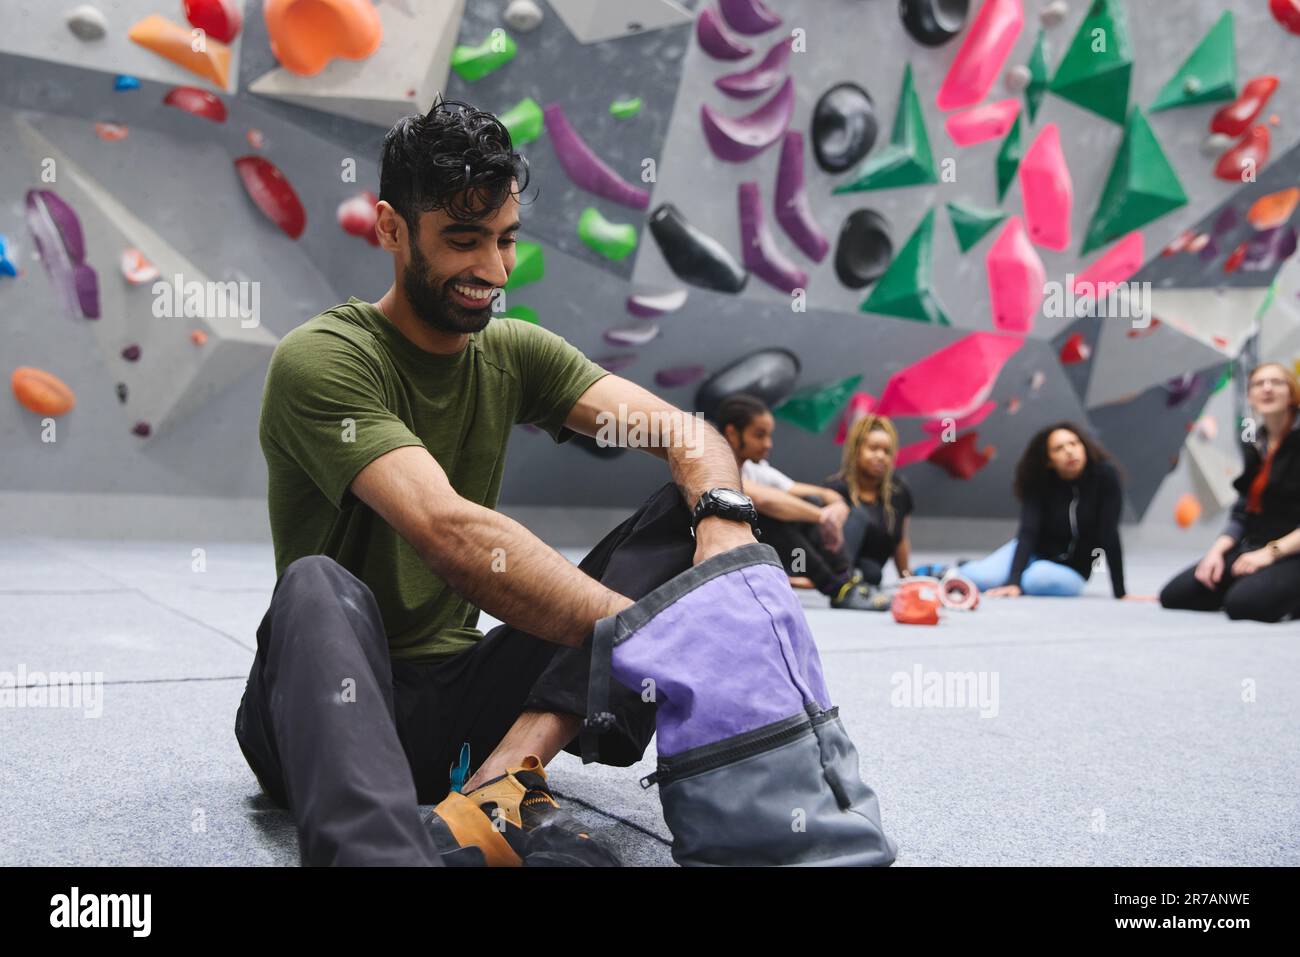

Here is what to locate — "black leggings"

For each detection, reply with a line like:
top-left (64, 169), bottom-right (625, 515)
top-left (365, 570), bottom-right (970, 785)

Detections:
top-left (757, 516), bottom-right (850, 595)
top-left (1159, 547), bottom-right (1300, 622)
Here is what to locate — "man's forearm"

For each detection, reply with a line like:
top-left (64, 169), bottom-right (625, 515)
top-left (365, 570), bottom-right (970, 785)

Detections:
top-left (659, 419), bottom-right (742, 509)
top-left (418, 501), bottom-right (630, 647)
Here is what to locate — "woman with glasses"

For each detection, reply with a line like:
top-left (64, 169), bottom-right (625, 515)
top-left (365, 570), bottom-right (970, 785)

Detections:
top-left (1159, 362), bottom-right (1300, 622)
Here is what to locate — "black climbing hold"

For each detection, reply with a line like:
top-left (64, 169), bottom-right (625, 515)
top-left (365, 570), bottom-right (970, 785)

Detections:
top-left (811, 83), bottom-right (878, 173)
top-left (835, 210), bottom-right (894, 289)
top-left (899, 0), bottom-right (970, 47)
top-left (695, 349), bottom-right (802, 423)
top-left (648, 203), bottom-right (748, 293)
top-left (115, 382), bottom-right (128, 404)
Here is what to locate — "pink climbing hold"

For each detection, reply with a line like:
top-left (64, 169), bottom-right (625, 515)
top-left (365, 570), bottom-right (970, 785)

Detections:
top-left (701, 75), bottom-right (795, 162)
top-left (944, 99), bottom-right (1021, 147)
top-left (986, 217), bottom-right (1045, 335)
top-left (774, 131), bottom-right (829, 262)
top-left (1018, 123), bottom-right (1072, 251)
top-left (834, 391), bottom-right (878, 445)
top-left (719, 0), bottom-right (782, 34)
top-left (936, 0), bottom-right (1024, 112)
top-left (1071, 231), bottom-right (1144, 295)
top-left (697, 6), bottom-right (753, 60)
top-left (922, 400), bottom-right (998, 436)
top-left (544, 104), bottom-right (651, 209)
top-left (738, 180), bottom-right (807, 293)
top-left (876, 331), bottom-right (1025, 420)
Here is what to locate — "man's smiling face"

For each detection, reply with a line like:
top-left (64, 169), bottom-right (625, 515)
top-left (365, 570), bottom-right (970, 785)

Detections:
top-left (401, 184), bottom-right (520, 335)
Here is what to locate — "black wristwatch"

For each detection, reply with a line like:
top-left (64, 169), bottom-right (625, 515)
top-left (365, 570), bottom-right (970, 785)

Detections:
top-left (691, 487), bottom-right (760, 538)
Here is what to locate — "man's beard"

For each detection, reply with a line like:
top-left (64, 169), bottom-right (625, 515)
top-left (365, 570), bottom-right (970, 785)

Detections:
top-left (402, 240), bottom-right (493, 335)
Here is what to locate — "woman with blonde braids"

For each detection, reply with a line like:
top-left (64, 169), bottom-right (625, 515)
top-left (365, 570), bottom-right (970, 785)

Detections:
top-left (827, 414), bottom-right (916, 586)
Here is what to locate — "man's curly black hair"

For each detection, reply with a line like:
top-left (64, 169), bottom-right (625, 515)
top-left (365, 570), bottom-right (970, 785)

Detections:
top-left (379, 95), bottom-right (531, 236)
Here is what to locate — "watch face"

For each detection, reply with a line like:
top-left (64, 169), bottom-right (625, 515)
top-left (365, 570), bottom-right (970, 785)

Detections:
top-left (713, 488), bottom-right (750, 509)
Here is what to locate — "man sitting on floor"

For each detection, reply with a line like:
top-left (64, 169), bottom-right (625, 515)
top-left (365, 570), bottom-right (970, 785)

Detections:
top-left (234, 97), bottom-right (761, 866)
top-left (715, 394), bottom-right (881, 610)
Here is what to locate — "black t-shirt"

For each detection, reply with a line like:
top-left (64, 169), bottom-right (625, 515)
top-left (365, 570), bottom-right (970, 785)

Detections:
top-left (829, 476), bottom-right (914, 565)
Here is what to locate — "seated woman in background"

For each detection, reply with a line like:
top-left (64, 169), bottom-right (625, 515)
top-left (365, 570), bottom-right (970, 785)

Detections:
top-left (715, 394), bottom-right (880, 610)
top-left (958, 422), bottom-right (1149, 600)
top-left (826, 414), bottom-right (914, 585)
top-left (1160, 362), bottom-right (1300, 622)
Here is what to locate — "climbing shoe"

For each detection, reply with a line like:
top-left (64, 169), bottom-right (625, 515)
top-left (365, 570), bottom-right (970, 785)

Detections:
top-left (831, 573), bottom-right (891, 611)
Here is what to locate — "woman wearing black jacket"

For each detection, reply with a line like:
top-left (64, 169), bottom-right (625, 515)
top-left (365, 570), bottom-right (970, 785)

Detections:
top-left (958, 422), bottom-right (1151, 600)
top-left (1160, 362), bottom-right (1300, 622)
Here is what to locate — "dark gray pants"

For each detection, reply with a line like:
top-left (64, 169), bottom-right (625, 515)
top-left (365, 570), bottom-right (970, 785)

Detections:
top-left (234, 483), bottom-right (695, 866)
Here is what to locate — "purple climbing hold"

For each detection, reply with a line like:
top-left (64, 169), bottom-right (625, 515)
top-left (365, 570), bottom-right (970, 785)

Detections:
top-left (596, 354), bottom-right (638, 373)
top-left (739, 181), bottom-right (807, 294)
top-left (655, 365), bottom-right (708, 388)
top-left (627, 289), bottom-right (688, 317)
top-left (122, 344), bottom-right (142, 362)
top-left (604, 323), bottom-right (661, 347)
top-left (775, 131), bottom-right (829, 262)
top-left (1211, 205), bottom-right (1239, 237)
top-left (132, 421), bottom-right (152, 437)
top-left (543, 103), bottom-right (650, 210)
top-left (719, 0), bottom-right (782, 35)
top-left (715, 37), bottom-right (791, 99)
top-left (25, 189), bottom-right (99, 320)
top-left (1242, 225), bottom-right (1298, 271)
top-left (1198, 237), bottom-right (1220, 262)
top-left (1165, 373), bottom-right (1200, 407)
top-left (701, 75), bottom-right (795, 162)
top-left (697, 6), bottom-right (753, 60)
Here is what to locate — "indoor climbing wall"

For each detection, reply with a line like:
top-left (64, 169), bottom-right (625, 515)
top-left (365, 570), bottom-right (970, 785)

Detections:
top-left (2, 0), bottom-right (1300, 532)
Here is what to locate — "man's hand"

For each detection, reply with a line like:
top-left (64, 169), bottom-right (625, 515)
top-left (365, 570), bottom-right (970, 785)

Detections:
top-left (693, 515), bottom-right (757, 565)
top-left (1231, 547), bottom-right (1274, 578)
top-left (1194, 549), bottom-right (1226, 588)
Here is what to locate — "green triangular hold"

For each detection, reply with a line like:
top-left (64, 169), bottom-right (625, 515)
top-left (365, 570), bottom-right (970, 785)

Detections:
top-left (503, 241), bottom-right (544, 291)
top-left (833, 64), bottom-right (937, 193)
top-left (499, 97), bottom-right (543, 146)
top-left (860, 209), bottom-right (950, 325)
top-left (1026, 30), bottom-right (1049, 122)
top-left (996, 114), bottom-right (1023, 202)
top-left (1212, 364), bottom-right (1233, 394)
top-left (1151, 11), bottom-right (1235, 112)
top-left (773, 375), bottom-right (864, 433)
top-left (947, 201), bottom-right (1007, 253)
top-left (1082, 108), bottom-right (1188, 254)
top-left (451, 31), bottom-right (518, 82)
top-left (1049, 0), bottom-right (1133, 124)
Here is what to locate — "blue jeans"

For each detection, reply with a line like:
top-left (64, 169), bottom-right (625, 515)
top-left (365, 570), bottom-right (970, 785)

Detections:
top-left (957, 539), bottom-right (1086, 597)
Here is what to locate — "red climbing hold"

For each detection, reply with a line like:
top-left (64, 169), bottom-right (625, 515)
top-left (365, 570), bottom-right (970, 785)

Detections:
top-left (338, 191), bottom-right (379, 245)
top-left (163, 86), bottom-right (228, 123)
top-left (234, 155), bottom-right (306, 239)
top-left (1059, 332), bottom-right (1089, 364)
top-left (1214, 125), bottom-right (1271, 182)
top-left (1210, 76), bottom-right (1278, 138)
top-left (927, 431), bottom-right (995, 480)
top-left (184, 0), bottom-right (243, 44)
top-left (1269, 0), bottom-right (1300, 34)
top-left (1224, 242), bottom-right (1247, 273)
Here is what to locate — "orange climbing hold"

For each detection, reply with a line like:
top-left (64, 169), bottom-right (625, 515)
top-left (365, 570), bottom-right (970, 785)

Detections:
top-left (1246, 187), bottom-right (1300, 230)
top-left (128, 14), bottom-right (232, 89)
top-left (11, 367), bottom-right (76, 416)
top-left (190, 329), bottom-right (209, 346)
top-left (262, 0), bottom-right (383, 76)
top-left (1174, 493), bottom-right (1201, 528)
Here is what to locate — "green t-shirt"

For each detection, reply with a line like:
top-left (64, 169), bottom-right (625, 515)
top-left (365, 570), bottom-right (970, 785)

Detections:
top-left (259, 297), bottom-right (607, 660)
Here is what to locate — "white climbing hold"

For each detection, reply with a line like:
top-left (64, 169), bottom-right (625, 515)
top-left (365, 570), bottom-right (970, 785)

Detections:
top-left (1005, 65), bottom-right (1032, 93)
top-left (504, 0), bottom-right (544, 33)
top-left (65, 4), bottom-right (107, 41)
top-left (1040, 0), bottom-right (1069, 28)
